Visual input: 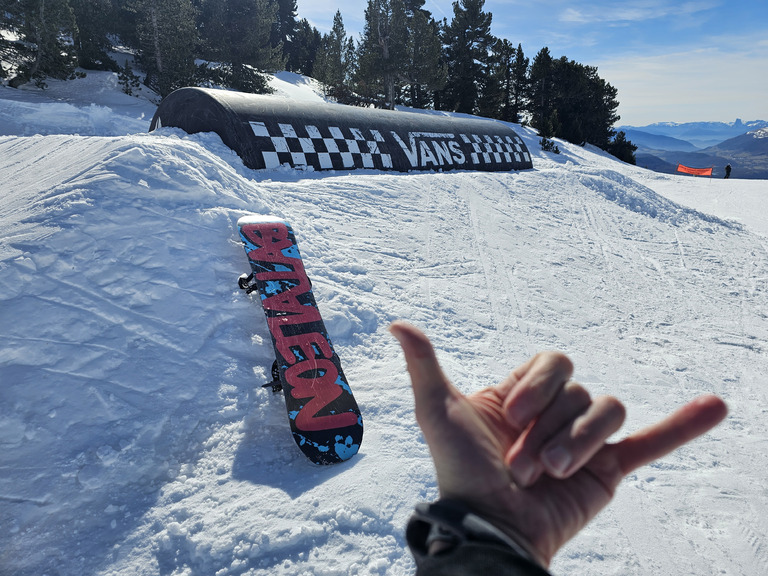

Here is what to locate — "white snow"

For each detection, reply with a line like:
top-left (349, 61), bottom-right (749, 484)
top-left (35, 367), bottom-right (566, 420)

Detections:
top-left (2, 71), bottom-right (768, 576)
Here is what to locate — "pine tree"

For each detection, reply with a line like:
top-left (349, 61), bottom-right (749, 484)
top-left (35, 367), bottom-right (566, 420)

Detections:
top-left (196, 0), bottom-right (283, 93)
top-left (510, 43), bottom-right (529, 123)
top-left (606, 131), bottom-right (637, 164)
top-left (401, 0), bottom-right (445, 108)
top-left (314, 10), bottom-right (356, 103)
top-left (582, 65), bottom-right (621, 148)
top-left (271, 0), bottom-right (297, 65)
top-left (1, 0), bottom-right (23, 80)
top-left (111, 0), bottom-right (140, 51)
top-left (476, 37), bottom-right (508, 119)
top-left (70, 0), bottom-right (119, 70)
top-left (356, 0), bottom-right (408, 109)
top-left (549, 57), bottom-right (620, 148)
top-left (528, 49), bottom-right (623, 151)
top-left (528, 46), bottom-right (555, 136)
top-left (134, 0), bottom-right (197, 97)
top-left (7, 0), bottom-right (79, 87)
top-left (439, 0), bottom-right (495, 114)
top-left (286, 18), bottom-right (321, 75)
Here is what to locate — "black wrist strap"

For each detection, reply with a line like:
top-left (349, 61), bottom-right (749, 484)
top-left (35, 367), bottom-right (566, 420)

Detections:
top-left (406, 500), bottom-right (546, 569)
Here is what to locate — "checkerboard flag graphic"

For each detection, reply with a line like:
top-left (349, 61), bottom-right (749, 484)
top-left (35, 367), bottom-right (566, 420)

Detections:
top-left (250, 121), bottom-right (393, 171)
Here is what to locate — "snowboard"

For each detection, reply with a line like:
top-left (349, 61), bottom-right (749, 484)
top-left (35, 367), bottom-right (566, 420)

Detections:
top-left (236, 215), bottom-right (363, 465)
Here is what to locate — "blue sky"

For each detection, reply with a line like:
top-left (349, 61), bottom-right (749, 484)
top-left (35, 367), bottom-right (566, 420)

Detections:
top-left (298, 0), bottom-right (768, 126)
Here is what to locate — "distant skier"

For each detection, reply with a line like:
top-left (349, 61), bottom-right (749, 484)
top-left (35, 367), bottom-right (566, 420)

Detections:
top-left (725, 164), bottom-right (732, 179)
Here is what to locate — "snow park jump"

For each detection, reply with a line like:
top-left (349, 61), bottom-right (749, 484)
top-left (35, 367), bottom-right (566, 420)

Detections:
top-left (149, 87), bottom-right (533, 173)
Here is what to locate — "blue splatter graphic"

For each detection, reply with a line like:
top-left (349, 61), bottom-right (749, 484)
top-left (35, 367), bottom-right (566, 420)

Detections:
top-left (294, 433), bottom-right (330, 453)
top-left (334, 435), bottom-right (360, 460)
top-left (262, 280), bottom-right (282, 296)
top-left (336, 375), bottom-right (352, 395)
top-left (239, 233), bottom-right (259, 254)
top-left (281, 245), bottom-right (300, 259)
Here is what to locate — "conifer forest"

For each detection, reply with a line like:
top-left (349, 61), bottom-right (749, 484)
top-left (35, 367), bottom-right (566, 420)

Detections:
top-left (0, 0), bottom-right (637, 161)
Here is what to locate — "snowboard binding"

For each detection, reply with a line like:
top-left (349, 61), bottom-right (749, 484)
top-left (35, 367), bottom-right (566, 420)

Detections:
top-left (238, 272), bottom-right (258, 294)
top-left (262, 360), bottom-right (282, 394)
top-left (238, 274), bottom-right (283, 393)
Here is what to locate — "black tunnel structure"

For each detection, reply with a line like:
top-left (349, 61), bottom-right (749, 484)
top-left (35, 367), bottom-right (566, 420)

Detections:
top-left (149, 87), bottom-right (533, 173)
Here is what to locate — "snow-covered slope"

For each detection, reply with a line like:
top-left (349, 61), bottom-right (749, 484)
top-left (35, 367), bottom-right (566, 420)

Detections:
top-left (2, 73), bottom-right (768, 576)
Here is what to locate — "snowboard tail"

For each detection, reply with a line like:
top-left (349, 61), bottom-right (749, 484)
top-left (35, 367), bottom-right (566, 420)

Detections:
top-left (237, 216), bottom-right (362, 464)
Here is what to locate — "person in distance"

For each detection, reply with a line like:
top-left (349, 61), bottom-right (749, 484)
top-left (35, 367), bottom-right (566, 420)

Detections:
top-left (390, 321), bottom-right (728, 576)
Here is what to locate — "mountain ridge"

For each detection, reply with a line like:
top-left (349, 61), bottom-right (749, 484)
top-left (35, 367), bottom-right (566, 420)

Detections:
top-left (619, 119), bottom-right (768, 148)
top-left (620, 120), bottom-right (768, 179)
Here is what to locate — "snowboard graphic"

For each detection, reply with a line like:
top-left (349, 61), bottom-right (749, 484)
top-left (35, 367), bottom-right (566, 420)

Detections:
top-left (237, 215), bottom-right (363, 464)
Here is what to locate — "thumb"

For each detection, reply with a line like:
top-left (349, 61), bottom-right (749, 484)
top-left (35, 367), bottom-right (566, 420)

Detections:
top-left (389, 321), bottom-right (458, 418)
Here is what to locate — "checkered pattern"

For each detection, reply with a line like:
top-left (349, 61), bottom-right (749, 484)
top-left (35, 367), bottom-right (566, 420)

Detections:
top-left (461, 133), bottom-right (531, 166)
top-left (249, 121), bottom-right (393, 171)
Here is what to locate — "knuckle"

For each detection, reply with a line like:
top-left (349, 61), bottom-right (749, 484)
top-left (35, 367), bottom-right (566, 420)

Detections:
top-left (563, 380), bottom-right (591, 405)
top-left (541, 350), bottom-right (574, 378)
top-left (600, 395), bottom-right (627, 423)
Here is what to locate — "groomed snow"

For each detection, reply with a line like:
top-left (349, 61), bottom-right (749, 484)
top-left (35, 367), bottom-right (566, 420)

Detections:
top-left (2, 72), bottom-right (767, 576)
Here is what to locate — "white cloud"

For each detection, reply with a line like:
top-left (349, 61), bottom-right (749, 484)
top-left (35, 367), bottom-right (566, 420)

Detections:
top-left (558, 0), bottom-right (721, 25)
top-left (596, 46), bottom-right (768, 124)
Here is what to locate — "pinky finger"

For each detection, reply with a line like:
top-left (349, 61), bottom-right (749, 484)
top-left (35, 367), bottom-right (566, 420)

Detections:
top-left (612, 395), bottom-right (728, 478)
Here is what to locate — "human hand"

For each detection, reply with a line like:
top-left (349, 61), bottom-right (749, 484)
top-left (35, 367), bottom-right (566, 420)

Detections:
top-left (390, 321), bottom-right (727, 567)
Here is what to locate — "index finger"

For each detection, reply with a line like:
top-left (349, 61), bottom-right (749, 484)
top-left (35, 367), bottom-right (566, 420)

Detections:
top-left (500, 351), bottom-right (574, 431)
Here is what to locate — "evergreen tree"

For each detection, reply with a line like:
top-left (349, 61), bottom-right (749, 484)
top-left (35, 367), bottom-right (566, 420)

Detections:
top-left (528, 46), bottom-right (556, 136)
top-left (528, 48), bottom-right (625, 153)
top-left (606, 130), bottom-right (637, 164)
top-left (286, 18), bottom-right (321, 75)
top-left (314, 10), bottom-right (356, 103)
top-left (134, 0), bottom-right (197, 97)
top-left (7, 0), bottom-right (79, 87)
top-left (476, 37), bottom-right (508, 119)
top-left (548, 56), bottom-right (620, 148)
top-left (580, 64), bottom-right (621, 148)
top-left (401, 0), bottom-right (445, 108)
top-left (271, 0), bottom-right (297, 65)
top-left (356, 0), bottom-right (408, 109)
top-left (439, 0), bottom-right (495, 114)
top-left (70, 0), bottom-right (119, 70)
top-left (1, 0), bottom-right (23, 79)
top-left (111, 0), bottom-right (140, 51)
top-left (196, 0), bottom-right (283, 93)
top-left (510, 43), bottom-right (529, 123)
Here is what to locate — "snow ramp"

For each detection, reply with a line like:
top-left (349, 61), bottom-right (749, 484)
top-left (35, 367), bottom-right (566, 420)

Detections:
top-left (149, 87), bottom-right (533, 173)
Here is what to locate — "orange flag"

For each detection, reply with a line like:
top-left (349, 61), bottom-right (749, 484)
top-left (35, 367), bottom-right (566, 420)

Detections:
top-left (677, 164), bottom-right (713, 176)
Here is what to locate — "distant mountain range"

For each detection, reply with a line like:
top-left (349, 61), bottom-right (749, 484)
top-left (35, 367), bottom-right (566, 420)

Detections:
top-left (617, 120), bottom-right (768, 179)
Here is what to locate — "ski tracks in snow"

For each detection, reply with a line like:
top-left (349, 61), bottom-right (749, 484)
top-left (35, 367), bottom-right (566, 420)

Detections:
top-left (4, 122), bottom-right (768, 575)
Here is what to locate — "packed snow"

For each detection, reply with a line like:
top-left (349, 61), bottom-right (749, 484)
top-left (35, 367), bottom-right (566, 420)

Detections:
top-left (2, 71), bottom-right (767, 576)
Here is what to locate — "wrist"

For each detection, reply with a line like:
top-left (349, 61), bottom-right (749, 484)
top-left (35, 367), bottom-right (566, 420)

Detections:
top-left (463, 502), bottom-right (550, 567)
top-left (406, 499), bottom-right (550, 573)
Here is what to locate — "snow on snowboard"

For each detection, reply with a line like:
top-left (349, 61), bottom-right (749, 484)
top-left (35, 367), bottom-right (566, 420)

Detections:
top-left (237, 215), bottom-right (363, 465)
